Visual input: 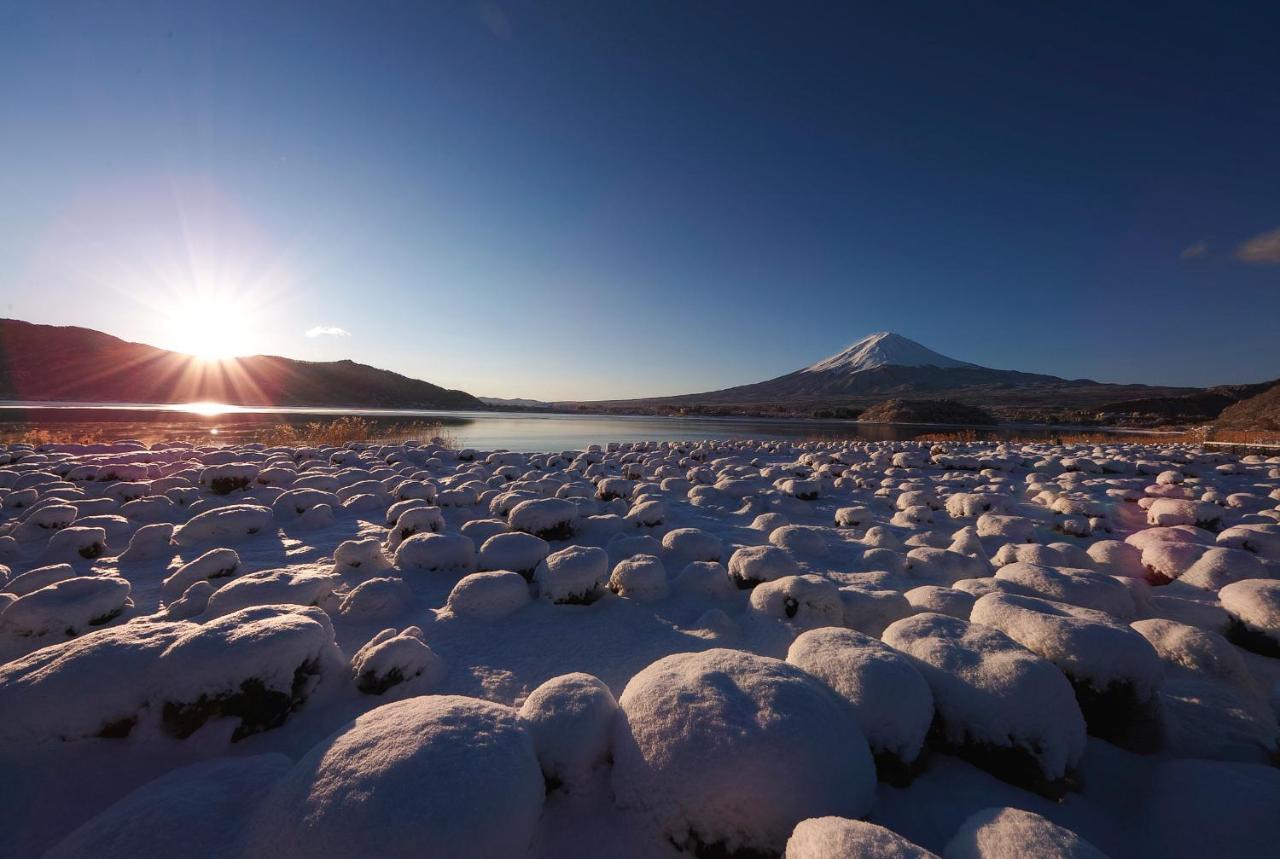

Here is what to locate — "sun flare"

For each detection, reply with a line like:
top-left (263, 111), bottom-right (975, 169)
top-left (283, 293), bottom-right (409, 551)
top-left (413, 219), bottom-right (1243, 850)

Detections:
top-left (165, 293), bottom-right (252, 362)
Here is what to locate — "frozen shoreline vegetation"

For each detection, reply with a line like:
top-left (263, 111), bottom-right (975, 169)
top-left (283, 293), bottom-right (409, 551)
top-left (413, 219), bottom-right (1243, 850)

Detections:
top-left (0, 437), bottom-right (1278, 857)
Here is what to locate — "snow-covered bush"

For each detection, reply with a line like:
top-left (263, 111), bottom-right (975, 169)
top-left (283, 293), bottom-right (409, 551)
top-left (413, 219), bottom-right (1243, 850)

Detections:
top-left (336, 577), bottom-right (411, 620)
top-left (0, 605), bottom-right (339, 743)
top-left (607, 554), bottom-right (668, 601)
top-left (534, 545), bottom-right (609, 605)
top-left (445, 571), bottom-right (531, 619)
top-left (944, 807), bottom-right (1107, 859)
top-left (612, 649), bottom-right (877, 856)
top-left (518, 672), bottom-right (618, 792)
top-left (173, 504), bottom-right (273, 546)
top-left (0, 575), bottom-right (131, 639)
top-left (749, 574), bottom-right (843, 628)
top-left (393, 532), bottom-right (476, 574)
top-left (727, 544), bottom-right (799, 589)
top-left (162, 547), bottom-right (241, 602)
top-left (508, 497), bottom-right (579, 540)
top-left (244, 696), bottom-right (543, 858)
top-left (477, 531), bottom-right (548, 579)
top-left (351, 626), bottom-right (446, 695)
top-left (332, 537), bottom-right (391, 574)
top-left (1219, 579), bottom-right (1280, 656)
top-left (994, 562), bottom-right (1135, 618)
top-left (204, 568), bottom-right (340, 618)
top-left (787, 627), bottom-right (933, 782)
top-left (882, 612), bottom-right (1086, 795)
top-left (661, 527), bottom-right (725, 563)
top-left (786, 817), bottom-right (937, 859)
top-left (970, 592), bottom-right (1162, 749)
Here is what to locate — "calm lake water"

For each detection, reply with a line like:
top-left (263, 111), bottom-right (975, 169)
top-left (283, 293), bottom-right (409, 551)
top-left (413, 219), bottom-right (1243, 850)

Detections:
top-left (0, 402), bottom-right (1150, 452)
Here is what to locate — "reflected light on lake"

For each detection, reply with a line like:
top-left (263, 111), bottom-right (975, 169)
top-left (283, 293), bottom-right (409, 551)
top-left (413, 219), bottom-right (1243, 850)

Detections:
top-left (182, 401), bottom-right (237, 417)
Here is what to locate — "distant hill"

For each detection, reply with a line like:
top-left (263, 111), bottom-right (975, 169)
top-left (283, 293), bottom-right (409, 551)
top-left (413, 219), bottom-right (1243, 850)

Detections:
top-left (478, 396), bottom-right (554, 409)
top-left (1215, 381), bottom-right (1280, 432)
top-left (577, 332), bottom-right (1205, 420)
top-left (858, 398), bottom-right (997, 426)
top-left (0, 319), bottom-right (482, 410)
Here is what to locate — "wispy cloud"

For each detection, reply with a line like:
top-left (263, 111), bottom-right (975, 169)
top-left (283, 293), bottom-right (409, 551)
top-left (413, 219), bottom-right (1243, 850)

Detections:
top-left (1180, 240), bottom-right (1209, 260)
top-left (305, 325), bottom-right (351, 338)
top-left (1235, 226), bottom-right (1280, 265)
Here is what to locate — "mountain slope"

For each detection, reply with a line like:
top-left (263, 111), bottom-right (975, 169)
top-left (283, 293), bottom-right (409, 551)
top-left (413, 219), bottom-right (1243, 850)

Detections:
top-left (579, 331), bottom-right (1206, 418)
top-left (1215, 381), bottom-right (1280, 432)
top-left (0, 319), bottom-right (482, 410)
top-left (601, 332), bottom-right (1098, 406)
top-left (803, 331), bottom-right (977, 373)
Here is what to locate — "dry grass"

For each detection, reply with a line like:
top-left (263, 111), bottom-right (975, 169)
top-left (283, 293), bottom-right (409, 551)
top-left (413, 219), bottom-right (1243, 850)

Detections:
top-left (250, 417), bottom-right (458, 448)
top-left (914, 426), bottom-right (1280, 447)
top-left (0, 426), bottom-right (125, 446)
top-left (0, 417), bottom-right (459, 449)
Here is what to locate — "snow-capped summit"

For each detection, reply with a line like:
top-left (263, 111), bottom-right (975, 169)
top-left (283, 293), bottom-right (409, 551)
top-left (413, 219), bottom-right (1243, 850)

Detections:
top-left (803, 332), bottom-right (977, 374)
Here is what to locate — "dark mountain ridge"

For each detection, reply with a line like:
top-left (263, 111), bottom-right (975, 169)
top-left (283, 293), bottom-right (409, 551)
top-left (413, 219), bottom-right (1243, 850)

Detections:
top-left (0, 319), bottom-right (482, 410)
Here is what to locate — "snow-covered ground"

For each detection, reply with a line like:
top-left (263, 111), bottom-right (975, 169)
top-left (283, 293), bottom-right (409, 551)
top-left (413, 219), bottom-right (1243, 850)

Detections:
top-left (1, 436), bottom-right (1278, 857)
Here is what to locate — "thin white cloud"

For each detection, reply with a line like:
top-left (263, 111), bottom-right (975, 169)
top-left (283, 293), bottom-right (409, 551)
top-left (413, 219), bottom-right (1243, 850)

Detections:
top-left (1180, 240), bottom-right (1208, 260)
top-left (1236, 226), bottom-right (1280, 265)
top-left (305, 325), bottom-right (351, 338)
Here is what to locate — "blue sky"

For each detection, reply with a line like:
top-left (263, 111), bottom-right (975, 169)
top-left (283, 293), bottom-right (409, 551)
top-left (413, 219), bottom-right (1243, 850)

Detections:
top-left (1, 1), bottom-right (1277, 399)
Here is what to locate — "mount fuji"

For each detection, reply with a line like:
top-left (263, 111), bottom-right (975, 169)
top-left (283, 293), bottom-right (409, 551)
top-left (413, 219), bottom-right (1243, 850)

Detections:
top-left (583, 332), bottom-right (1209, 416)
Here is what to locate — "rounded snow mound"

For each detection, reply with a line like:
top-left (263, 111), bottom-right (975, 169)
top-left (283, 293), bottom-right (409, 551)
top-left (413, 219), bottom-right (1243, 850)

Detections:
top-left (727, 544), bottom-right (799, 589)
top-left (786, 816), bottom-right (938, 858)
top-left (786, 626), bottom-right (933, 775)
top-left (47, 754), bottom-right (292, 859)
top-left (446, 570), bottom-right (531, 619)
top-left (1219, 578), bottom-right (1280, 655)
top-left (534, 545), bottom-right (609, 605)
top-left (749, 574), bottom-right (843, 628)
top-left (246, 695), bottom-right (543, 859)
top-left (612, 648), bottom-right (876, 856)
top-left (943, 807), bottom-right (1108, 859)
top-left (882, 612), bottom-right (1086, 792)
top-left (518, 672), bottom-right (619, 792)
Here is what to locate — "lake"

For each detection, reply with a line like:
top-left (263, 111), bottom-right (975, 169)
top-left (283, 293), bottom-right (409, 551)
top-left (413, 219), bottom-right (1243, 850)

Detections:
top-left (0, 402), bottom-right (1155, 451)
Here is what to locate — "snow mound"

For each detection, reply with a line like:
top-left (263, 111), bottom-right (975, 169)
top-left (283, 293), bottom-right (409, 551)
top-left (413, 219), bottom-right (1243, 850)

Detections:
top-left (518, 672), bottom-right (619, 792)
top-left (162, 547), bottom-right (241, 602)
top-left (535, 545), bottom-right (609, 605)
top-left (727, 544), bottom-right (799, 589)
top-left (994, 563), bottom-right (1135, 618)
top-left (393, 532), bottom-right (476, 574)
top-left (1219, 578), bottom-right (1280, 655)
top-left (336, 576), bottom-right (410, 620)
top-left (477, 531), bottom-right (549, 579)
top-left (204, 568), bottom-right (340, 618)
top-left (969, 593), bottom-right (1162, 749)
top-left (173, 504), bottom-right (273, 546)
top-left (351, 626), bottom-right (446, 695)
top-left (0, 575), bottom-right (131, 640)
top-left (245, 696), bottom-right (543, 859)
top-left (787, 817), bottom-right (938, 859)
top-left (446, 571), bottom-right (531, 619)
top-left (508, 497), bottom-right (579, 540)
top-left (46, 754), bottom-right (292, 859)
top-left (612, 648), bottom-right (876, 856)
top-left (608, 554), bottom-right (669, 601)
top-left (0, 605), bottom-right (338, 743)
top-left (786, 626), bottom-right (933, 779)
top-left (749, 574), bottom-right (843, 628)
top-left (943, 807), bottom-right (1108, 859)
top-left (882, 612), bottom-right (1086, 793)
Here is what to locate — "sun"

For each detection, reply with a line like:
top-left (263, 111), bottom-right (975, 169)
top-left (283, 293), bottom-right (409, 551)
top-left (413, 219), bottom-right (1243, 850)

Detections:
top-left (159, 288), bottom-right (263, 362)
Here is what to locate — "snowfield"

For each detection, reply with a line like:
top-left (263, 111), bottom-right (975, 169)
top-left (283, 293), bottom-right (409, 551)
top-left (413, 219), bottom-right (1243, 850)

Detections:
top-left (1, 435), bottom-right (1279, 857)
